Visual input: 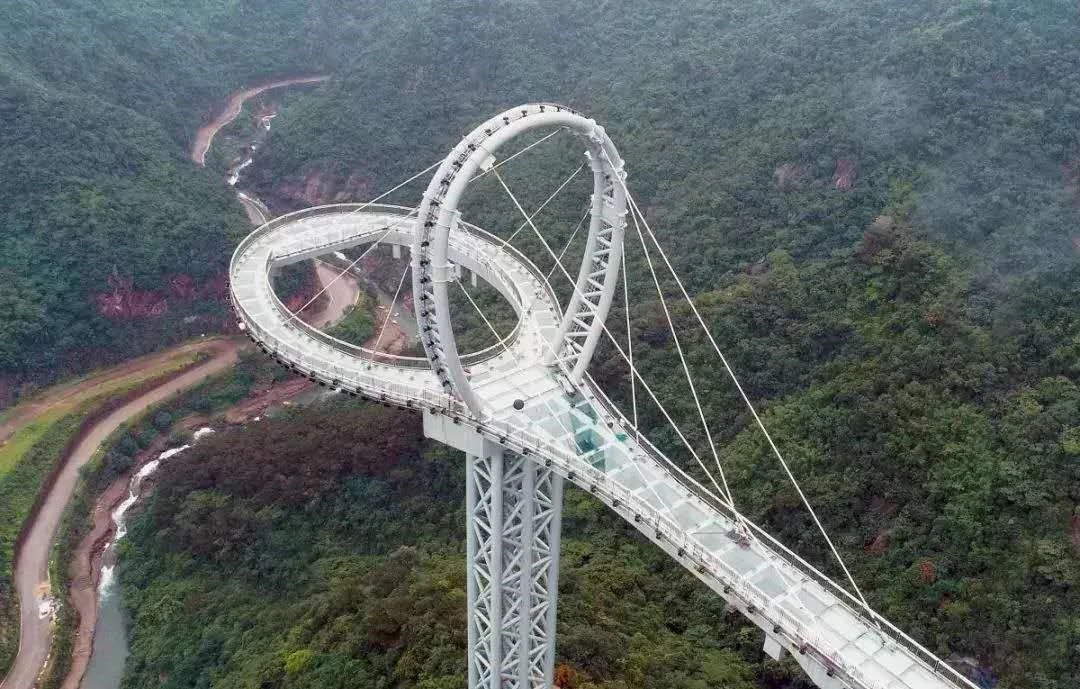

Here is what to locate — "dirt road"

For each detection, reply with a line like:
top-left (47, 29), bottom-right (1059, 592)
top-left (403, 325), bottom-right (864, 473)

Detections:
top-left (0, 341), bottom-right (232, 447)
top-left (0, 72), bottom-right (357, 689)
top-left (309, 261), bottom-right (361, 329)
top-left (190, 75), bottom-right (329, 166)
top-left (236, 192), bottom-right (268, 225)
top-left (53, 261), bottom-right (355, 689)
top-left (0, 340), bottom-right (242, 689)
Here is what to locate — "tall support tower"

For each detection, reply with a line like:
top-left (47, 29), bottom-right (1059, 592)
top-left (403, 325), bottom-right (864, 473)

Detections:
top-left (427, 412), bottom-right (563, 689)
top-left (412, 104), bottom-right (627, 688)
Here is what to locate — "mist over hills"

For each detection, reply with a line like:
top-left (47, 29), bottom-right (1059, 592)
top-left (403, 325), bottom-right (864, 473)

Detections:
top-left (2, 1), bottom-right (1077, 385)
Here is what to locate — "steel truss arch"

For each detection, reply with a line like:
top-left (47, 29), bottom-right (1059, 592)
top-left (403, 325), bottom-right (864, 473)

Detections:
top-left (412, 104), bottom-right (628, 416)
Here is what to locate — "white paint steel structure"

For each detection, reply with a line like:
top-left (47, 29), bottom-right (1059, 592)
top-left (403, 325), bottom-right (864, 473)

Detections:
top-left (411, 105), bottom-right (622, 687)
top-left (229, 105), bottom-right (983, 689)
top-left (412, 104), bottom-right (626, 416)
top-left (453, 431), bottom-right (563, 689)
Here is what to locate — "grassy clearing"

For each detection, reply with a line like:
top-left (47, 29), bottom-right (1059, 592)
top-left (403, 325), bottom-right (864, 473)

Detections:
top-left (0, 408), bottom-right (69, 476)
top-left (0, 352), bottom-right (203, 479)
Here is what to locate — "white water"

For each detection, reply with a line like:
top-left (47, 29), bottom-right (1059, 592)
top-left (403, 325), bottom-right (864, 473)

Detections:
top-left (227, 111), bottom-right (275, 187)
top-left (85, 83), bottom-right (300, 689)
top-left (82, 428), bottom-right (215, 689)
top-left (107, 458), bottom-right (164, 544)
top-left (227, 158), bottom-right (253, 186)
top-left (98, 429), bottom-right (213, 593)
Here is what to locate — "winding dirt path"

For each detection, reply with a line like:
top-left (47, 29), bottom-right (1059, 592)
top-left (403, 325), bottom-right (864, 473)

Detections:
top-left (236, 192), bottom-right (269, 225)
top-left (1, 74), bottom-right (358, 689)
top-left (52, 80), bottom-right (356, 688)
top-left (190, 75), bottom-right (329, 166)
top-left (0, 340), bottom-right (243, 689)
top-left (310, 261), bottom-right (361, 330)
top-left (60, 373), bottom-right (310, 689)
top-left (0, 343), bottom-right (234, 448)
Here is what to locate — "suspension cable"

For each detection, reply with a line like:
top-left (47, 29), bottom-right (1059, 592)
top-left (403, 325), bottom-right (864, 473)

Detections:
top-left (307, 129), bottom-right (563, 315)
top-left (285, 211), bottom-right (415, 322)
top-left (368, 258), bottom-right (411, 365)
top-left (620, 250), bottom-right (641, 446)
top-left (347, 162), bottom-right (442, 215)
top-left (496, 163), bottom-right (585, 254)
top-left (518, 206), bottom-right (590, 319)
top-left (609, 159), bottom-right (872, 611)
top-left (490, 167), bottom-right (733, 507)
top-left (482, 204), bottom-right (588, 374)
top-left (492, 168), bottom-right (575, 288)
top-left (608, 250), bottom-right (687, 516)
top-left (626, 199), bottom-right (738, 509)
top-left (458, 279), bottom-right (507, 354)
top-left (469, 127), bottom-right (566, 183)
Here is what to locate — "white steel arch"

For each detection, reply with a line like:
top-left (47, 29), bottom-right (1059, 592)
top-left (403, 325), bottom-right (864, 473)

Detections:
top-left (412, 103), bottom-right (627, 416)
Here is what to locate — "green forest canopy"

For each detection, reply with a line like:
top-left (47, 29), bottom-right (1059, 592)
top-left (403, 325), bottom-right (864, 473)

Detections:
top-left (0, 1), bottom-right (1076, 687)
top-left (2, 0), bottom-right (1078, 381)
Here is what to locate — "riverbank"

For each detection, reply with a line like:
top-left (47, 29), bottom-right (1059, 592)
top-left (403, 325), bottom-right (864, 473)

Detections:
top-left (50, 355), bottom-right (297, 689)
top-left (59, 433), bottom-right (170, 689)
top-left (190, 75), bottom-right (329, 167)
top-left (0, 339), bottom-right (243, 689)
top-left (50, 75), bottom-right (358, 689)
top-left (62, 370), bottom-right (321, 689)
top-left (311, 261), bottom-right (363, 330)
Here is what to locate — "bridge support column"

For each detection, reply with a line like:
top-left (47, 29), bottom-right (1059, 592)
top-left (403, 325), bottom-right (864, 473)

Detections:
top-left (425, 411), bottom-right (563, 689)
top-left (465, 450), bottom-right (563, 689)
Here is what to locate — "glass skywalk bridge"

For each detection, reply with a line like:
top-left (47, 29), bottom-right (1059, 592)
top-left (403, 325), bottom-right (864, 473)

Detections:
top-left (231, 203), bottom-right (979, 689)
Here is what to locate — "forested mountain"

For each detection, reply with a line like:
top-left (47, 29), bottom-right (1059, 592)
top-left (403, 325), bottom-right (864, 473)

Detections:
top-left (246, 10), bottom-right (1079, 686)
top-left (2, 0), bottom-right (1076, 380)
top-left (0, 1), bottom-right (1077, 688)
top-left (251, 1), bottom-right (1080, 281)
top-left (0, 1), bottom-right (372, 384)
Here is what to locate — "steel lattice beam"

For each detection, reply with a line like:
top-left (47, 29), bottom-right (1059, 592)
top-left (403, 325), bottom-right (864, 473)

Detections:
top-left (230, 101), bottom-right (986, 689)
top-left (412, 103), bottom-right (626, 415)
top-left (465, 443), bottom-right (563, 689)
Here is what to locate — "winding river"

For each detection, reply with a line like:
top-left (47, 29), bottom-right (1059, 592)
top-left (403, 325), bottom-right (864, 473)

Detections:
top-left (80, 433), bottom-right (212, 689)
top-left (190, 75), bottom-right (328, 167)
top-left (77, 76), bottom-right (347, 689)
top-left (0, 341), bottom-right (242, 689)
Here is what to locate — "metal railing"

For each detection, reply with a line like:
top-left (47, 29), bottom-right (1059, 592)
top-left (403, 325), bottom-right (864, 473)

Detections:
top-left (236, 303), bottom-right (974, 689)
top-left (575, 378), bottom-right (979, 689)
top-left (232, 203), bottom-right (553, 369)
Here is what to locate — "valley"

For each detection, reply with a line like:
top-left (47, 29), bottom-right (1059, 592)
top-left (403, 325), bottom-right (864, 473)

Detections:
top-left (0, 2), bottom-right (1076, 688)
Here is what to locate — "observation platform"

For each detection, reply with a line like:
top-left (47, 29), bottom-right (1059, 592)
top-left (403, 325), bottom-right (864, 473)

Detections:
top-left (230, 204), bottom-right (976, 689)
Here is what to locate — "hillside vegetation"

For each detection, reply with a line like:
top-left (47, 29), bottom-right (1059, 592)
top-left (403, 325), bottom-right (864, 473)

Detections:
top-left (5, 1), bottom-right (1077, 388)
top-left (0, 0), bottom-right (357, 383)
top-left (121, 403), bottom-right (772, 689)
top-left (0, 1), bottom-right (1076, 688)
top-left (246, 7), bottom-right (1078, 684)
